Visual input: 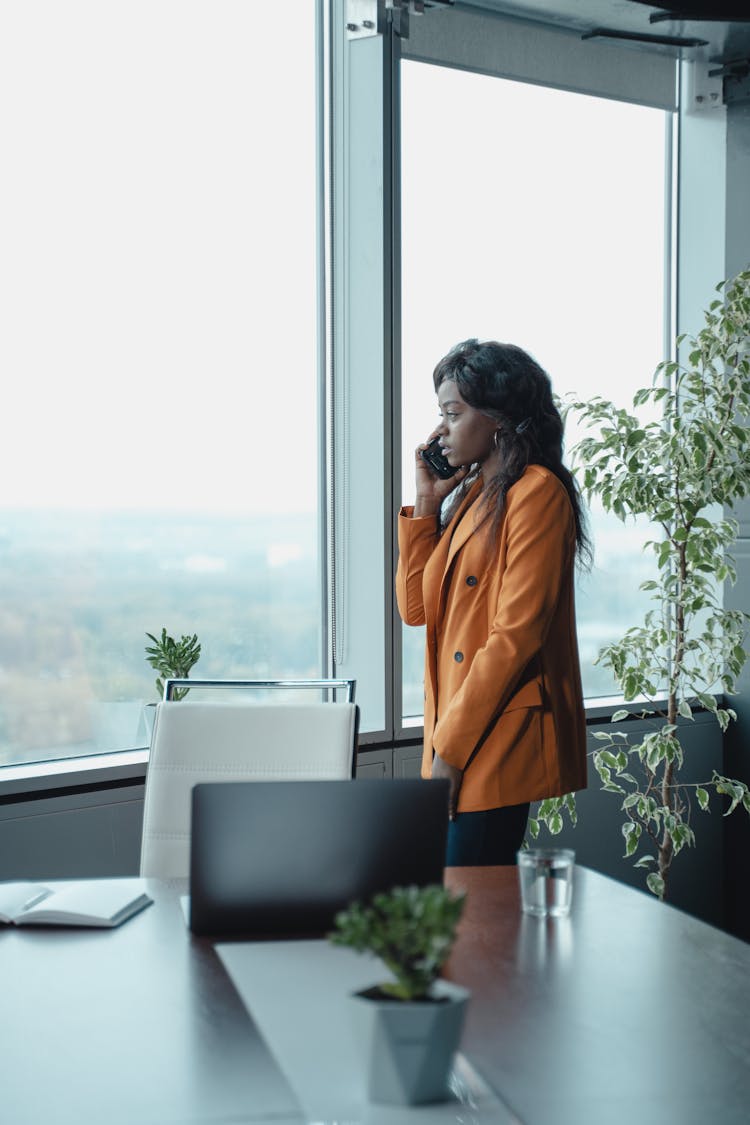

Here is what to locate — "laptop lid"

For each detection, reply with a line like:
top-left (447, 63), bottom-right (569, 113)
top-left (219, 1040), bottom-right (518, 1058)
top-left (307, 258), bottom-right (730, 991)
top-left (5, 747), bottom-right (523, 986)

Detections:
top-left (189, 778), bottom-right (449, 937)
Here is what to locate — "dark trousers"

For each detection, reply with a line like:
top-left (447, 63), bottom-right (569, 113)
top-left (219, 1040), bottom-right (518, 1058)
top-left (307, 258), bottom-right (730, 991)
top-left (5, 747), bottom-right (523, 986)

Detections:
top-left (445, 802), bottom-right (530, 867)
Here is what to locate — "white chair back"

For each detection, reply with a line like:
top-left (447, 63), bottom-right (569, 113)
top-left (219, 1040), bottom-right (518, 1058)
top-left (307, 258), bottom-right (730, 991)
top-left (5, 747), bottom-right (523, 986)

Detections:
top-left (139, 690), bottom-right (358, 879)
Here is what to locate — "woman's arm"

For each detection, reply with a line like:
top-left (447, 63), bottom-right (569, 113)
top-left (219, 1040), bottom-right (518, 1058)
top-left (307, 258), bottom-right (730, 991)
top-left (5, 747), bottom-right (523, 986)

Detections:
top-left (395, 509), bottom-right (439, 626)
top-left (395, 439), bottom-right (468, 626)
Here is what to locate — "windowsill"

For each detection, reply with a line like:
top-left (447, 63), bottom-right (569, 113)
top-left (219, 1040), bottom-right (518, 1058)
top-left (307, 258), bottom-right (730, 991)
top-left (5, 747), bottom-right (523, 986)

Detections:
top-left (0, 748), bottom-right (149, 801)
top-left (0, 693), bottom-right (719, 801)
top-left (581, 694), bottom-right (668, 722)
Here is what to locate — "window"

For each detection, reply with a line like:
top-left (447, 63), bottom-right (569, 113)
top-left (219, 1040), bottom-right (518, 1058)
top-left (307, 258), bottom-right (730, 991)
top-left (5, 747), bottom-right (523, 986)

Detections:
top-left (0, 7), bottom-right (684, 774)
top-left (0, 1), bottom-right (320, 766)
top-left (399, 61), bottom-right (670, 716)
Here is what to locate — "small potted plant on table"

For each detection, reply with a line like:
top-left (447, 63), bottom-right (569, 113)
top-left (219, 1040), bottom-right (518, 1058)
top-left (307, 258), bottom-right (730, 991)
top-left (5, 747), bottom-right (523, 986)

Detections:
top-left (329, 883), bottom-right (468, 1106)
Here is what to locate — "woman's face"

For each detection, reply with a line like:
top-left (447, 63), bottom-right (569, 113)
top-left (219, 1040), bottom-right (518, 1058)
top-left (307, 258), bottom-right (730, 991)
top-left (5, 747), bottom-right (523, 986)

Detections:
top-left (436, 379), bottom-right (498, 468)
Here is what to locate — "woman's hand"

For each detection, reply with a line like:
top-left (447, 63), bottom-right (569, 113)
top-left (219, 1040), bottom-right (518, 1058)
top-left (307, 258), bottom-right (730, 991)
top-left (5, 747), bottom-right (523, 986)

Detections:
top-left (431, 753), bottom-right (463, 821)
top-left (413, 435), bottom-right (469, 518)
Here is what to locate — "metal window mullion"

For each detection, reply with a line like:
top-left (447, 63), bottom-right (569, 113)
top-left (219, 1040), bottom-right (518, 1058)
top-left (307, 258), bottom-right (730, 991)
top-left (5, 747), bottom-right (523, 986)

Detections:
top-left (321, 0), bottom-right (350, 677)
top-left (388, 23), bottom-right (408, 742)
top-left (317, 0), bottom-right (333, 679)
top-left (332, 0), bottom-right (350, 672)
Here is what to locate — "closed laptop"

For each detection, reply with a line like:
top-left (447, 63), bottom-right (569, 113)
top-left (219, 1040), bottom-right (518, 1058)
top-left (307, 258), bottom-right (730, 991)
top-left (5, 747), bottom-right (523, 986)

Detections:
top-left (189, 778), bottom-right (449, 937)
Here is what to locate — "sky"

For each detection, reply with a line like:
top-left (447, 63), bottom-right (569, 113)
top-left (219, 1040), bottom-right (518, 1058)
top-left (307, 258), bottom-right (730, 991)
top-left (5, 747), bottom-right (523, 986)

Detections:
top-left (1, 1), bottom-right (317, 515)
top-left (400, 61), bottom-right (667, 504)
top-left (1, 4), bottom-right (666, 518)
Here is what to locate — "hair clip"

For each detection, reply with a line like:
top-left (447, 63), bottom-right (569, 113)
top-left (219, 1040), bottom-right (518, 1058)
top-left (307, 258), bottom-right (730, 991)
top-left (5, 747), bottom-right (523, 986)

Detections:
top-left (515, 417), bottom-right (532, 435)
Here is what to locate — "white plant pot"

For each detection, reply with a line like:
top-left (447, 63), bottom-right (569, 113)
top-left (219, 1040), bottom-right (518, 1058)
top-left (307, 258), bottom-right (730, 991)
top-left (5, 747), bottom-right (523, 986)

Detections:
top-left (139, 702), bottom-right (157, 748)
top-left (350, 980), bottom-right (469, 1105)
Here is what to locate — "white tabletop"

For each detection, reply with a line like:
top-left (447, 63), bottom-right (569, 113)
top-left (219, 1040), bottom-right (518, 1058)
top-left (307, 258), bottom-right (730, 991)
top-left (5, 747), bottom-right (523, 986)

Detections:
top-left (217, 938), bottom-right (516, 1123)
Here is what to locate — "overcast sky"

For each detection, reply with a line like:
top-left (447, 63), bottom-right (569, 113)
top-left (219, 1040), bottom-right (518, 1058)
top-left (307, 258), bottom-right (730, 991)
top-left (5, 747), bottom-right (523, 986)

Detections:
top-left (2, 4), bottom-right (665, 517)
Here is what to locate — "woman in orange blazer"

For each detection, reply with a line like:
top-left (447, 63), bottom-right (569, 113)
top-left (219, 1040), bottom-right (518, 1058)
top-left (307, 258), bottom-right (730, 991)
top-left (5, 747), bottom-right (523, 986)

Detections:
top-left (396, 339), bottom-right (589, 865)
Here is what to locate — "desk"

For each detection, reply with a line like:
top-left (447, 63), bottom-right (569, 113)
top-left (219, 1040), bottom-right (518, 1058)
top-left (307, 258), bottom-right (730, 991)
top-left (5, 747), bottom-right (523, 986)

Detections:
top-left (445, 866), bottom-right (750, 1125)
top-left (1, 868), bottom-right (749, 1124)
top-left (0, 880), bottom-right (302, 1125)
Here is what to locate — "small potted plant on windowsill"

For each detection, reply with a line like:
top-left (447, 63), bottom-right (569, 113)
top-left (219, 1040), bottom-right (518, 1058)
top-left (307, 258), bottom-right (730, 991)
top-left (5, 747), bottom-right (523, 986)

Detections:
top-left (145, 628), bottom-right (202, 701)
top-left (141, 628), bottom-right (202, 744)
top-left (329, 883), bottom-right (468, 1106)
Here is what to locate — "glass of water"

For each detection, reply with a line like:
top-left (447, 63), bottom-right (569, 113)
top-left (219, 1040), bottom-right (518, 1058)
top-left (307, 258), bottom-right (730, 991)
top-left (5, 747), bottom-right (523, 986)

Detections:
top-left (516, 848), bottom-right (575, 917)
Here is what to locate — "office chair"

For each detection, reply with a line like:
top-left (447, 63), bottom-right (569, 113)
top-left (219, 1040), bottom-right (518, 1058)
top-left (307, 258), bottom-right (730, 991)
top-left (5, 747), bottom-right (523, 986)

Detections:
top-left (139, 678), bottom-right (358, 879)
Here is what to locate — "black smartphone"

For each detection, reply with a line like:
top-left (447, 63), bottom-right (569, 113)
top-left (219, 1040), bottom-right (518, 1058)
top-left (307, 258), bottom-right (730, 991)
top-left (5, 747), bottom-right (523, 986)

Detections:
top-left (419, 437), bottom-right (459, 480)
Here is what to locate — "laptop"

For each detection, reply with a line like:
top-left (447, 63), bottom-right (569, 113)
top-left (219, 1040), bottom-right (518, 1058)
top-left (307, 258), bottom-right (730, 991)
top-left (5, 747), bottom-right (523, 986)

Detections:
top-left (189, 778), bottom-right (449, 937)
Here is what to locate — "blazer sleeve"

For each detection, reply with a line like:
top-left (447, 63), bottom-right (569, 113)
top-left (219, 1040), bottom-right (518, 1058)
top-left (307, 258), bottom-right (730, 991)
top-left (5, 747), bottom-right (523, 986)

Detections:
top-left (395, 507), bottom-right (440, 627)
top-left (433, 474), bottom-right (576, 770)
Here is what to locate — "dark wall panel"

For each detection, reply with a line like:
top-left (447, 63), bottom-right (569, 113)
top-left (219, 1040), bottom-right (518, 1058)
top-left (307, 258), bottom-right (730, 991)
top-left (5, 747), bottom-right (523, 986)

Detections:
top-left (0, 786), bottom-right (143, 880)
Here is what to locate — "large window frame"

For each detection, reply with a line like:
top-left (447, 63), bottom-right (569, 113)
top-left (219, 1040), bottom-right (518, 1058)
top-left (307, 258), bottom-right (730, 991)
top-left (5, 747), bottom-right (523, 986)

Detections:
top-left (329, 1), bottom-right (727, 750)
top-left (0, 0), bottom-right (733, 795)
top-left (0, 0), bottom-right (325, 782)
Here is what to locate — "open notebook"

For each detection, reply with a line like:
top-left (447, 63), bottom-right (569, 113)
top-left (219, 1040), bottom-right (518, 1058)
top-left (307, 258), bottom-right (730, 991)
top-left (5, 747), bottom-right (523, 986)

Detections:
top-left (0, 878), bottom-right (152, 928)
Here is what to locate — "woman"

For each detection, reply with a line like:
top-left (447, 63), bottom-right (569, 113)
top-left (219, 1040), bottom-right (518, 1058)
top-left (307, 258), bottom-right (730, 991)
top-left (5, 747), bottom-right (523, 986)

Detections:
top-left (396, 339), bottom-right (590, 865)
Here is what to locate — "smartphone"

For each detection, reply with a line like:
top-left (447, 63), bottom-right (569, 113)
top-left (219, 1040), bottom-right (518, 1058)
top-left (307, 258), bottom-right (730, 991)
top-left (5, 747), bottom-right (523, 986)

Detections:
top-left (419, 437), bottom-right (460, 480)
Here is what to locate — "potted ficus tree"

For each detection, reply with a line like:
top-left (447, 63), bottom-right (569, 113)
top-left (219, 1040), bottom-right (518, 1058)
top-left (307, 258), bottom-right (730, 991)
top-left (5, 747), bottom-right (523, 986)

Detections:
top-left (329, 883), bottom-right (467, 1106)
top-left (531, 269), bottom-right (750, 901)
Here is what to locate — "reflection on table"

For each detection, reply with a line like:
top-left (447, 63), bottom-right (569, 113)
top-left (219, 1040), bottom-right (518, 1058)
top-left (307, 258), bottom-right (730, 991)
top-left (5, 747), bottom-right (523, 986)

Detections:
top-left (445, 865), bottom-right (750, 1125)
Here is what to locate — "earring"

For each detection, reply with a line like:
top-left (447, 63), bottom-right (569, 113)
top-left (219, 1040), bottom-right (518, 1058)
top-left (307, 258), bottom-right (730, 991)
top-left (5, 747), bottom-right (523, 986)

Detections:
top-left (493, 430), bottom-right (500, 449)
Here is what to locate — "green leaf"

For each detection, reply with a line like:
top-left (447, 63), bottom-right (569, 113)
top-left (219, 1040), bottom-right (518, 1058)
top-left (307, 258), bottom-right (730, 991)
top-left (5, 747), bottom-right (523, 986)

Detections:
top-left (595, 763), bottom-right (612, 786)
top-left (646, 872), bottom-right (665, 898)
top-left (329, 885), bottom-right (466, 1001)
top-left (721, 782), bottom-right (749, 816)
top-left (611, 709), bottom-right (629, 722)
top-left (695, 787), bottom-right (710, 812)
top-left (622, 822), bottom-right (641, 857)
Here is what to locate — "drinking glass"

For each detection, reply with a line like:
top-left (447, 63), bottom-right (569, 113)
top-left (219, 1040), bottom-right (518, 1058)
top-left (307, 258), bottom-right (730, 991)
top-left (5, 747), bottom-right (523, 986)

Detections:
top-left (517, 848), bottom-right (575, 917)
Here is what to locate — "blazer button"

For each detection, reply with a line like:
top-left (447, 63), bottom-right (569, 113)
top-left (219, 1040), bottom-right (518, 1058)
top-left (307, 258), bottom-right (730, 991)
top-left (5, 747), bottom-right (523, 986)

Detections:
top-left (466, 575), bottom-right (478, 587)
top-left (454, 651), bottom-right (464, 663)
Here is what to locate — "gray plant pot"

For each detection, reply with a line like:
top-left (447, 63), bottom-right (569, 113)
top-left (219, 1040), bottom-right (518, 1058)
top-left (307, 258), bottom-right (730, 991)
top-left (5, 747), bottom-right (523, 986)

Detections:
top-left (350, 979), bottom-right (469, 1105)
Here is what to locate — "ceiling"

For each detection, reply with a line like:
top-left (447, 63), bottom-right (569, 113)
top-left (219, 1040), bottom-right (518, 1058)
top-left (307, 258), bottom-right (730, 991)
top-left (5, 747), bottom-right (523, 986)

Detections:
top-left (455, 0), bottom-right (750, 68)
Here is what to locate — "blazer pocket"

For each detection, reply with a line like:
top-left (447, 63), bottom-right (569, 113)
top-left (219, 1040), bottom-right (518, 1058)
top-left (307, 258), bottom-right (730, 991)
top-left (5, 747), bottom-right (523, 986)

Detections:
top-left (503, 678), bottom-right (543, 713)
top-left (464, 678), bottom-right (543, 772)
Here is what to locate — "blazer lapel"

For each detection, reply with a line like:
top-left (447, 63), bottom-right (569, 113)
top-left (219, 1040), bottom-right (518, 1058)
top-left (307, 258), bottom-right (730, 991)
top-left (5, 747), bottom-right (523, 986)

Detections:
top-left (444, 480), bottom-right (484, 570)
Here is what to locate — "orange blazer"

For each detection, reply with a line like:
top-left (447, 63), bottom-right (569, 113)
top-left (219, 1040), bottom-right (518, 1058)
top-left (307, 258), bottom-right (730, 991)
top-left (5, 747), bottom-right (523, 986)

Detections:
top-left (396, 465), bottom-right (587, 812)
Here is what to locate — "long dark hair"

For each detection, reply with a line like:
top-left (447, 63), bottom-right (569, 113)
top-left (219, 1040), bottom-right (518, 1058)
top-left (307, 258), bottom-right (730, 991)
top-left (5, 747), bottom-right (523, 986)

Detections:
top-left (433, 338), bottom-right (591, 567)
